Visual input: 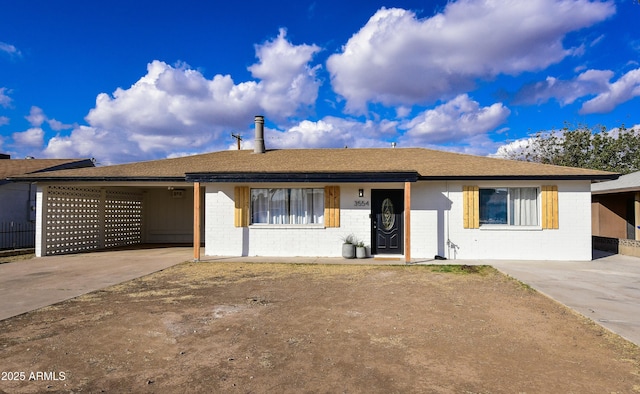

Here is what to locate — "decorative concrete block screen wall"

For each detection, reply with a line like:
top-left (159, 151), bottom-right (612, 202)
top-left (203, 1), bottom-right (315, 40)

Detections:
top-left (42, 186), bottom-right (143, 255)
top-left (104, 190), bottom-right (143, 248)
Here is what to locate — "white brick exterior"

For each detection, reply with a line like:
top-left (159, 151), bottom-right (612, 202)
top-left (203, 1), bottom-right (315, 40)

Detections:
top-left (204, 180), bottom-right (593, 261)
top-left (442, 181), bottom-right (592, 261)
top-left (205, 183), bottom-right (385, 257)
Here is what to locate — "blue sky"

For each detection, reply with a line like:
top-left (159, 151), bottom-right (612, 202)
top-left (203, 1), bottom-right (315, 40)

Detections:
top-left (1, 0), bottom-right (639, 165)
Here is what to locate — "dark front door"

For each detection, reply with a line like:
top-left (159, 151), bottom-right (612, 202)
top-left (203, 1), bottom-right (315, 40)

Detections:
top-left (371, 189), bottom-right (404, 255)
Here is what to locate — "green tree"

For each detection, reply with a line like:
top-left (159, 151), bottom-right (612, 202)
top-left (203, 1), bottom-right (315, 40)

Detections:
top-left (503, 124), bottom-right (640, 174)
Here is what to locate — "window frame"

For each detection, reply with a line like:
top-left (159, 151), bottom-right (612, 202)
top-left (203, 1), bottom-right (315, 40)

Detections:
top-left (478, 186), bottom-right (541, 229)
top-left (250, 187), bottom-right (325, 226)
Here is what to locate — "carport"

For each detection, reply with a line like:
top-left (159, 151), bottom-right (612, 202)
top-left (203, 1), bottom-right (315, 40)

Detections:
top-left (9, 154), bottom-right (209, 259)
top-left (33, 182), bottom-right (204, 257)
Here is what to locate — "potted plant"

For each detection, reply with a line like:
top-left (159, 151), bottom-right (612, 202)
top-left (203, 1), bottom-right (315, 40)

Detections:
top-left (341, 234), bottom-right (356, 259)
top-left (356, 241), bottom-right (367, 259)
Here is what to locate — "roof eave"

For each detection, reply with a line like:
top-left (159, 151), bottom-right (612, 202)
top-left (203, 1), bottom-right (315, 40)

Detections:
top-left (418, 174), bottom-right (620, 181)
top-left (7, 176), bottom-right (187, 183)
top-left (592, 186), bottom-right (640, 195)
top-left (186, 171), bottom-right (419, 183)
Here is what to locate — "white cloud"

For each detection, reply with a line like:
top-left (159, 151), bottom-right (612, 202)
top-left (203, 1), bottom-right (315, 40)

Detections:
top-left (491, 136), bottom-right (540, 159)
top-left (43, 126), bottom-right (134, 164)
top-left (72, 30), bottom-right (322, 164)
top-left (47, 118), bottom-right (73, 131)
top-left (513, 69), bottom-right (613, 105)
top-left (252, 97), bottom-right (507, 154)
top-left (12, 127), bottom-right (44, 148)
top-left (0, 116), bottom-right (8, 127)
top-left (0, 87), bottom-right (12, 107)
top-left (399, 94), bottom-right (510, 144)
top-left (129, 133), bottom-right (212, 154)
top-left (248, 28), bottom-right (322, 120)
top-left (25, 106), bottom-right (46, 127)
top-left (580, 68), bottom-right (640, 114)
top-left (0, 42), bottom-right (21, 58)
top-left (264, 117), bottom-right (398, 150)
top-left (24, 106), bottom-right (73, 131)
top-left (327, 1), bottom-right (615, 113)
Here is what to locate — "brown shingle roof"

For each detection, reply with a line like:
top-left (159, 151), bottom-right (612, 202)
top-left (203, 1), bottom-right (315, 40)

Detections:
top-left (10, 148), bottom-right (617, 182)
top-left (1, 158), bottom-right (95, 180)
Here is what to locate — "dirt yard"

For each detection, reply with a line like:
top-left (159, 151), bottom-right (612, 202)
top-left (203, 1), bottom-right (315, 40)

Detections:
top-left (1, 261), bottom-right (639, 393)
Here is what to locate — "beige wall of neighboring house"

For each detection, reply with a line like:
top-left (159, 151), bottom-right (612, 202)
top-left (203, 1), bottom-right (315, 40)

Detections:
top-left (591, 193), bottom-right (635, 239)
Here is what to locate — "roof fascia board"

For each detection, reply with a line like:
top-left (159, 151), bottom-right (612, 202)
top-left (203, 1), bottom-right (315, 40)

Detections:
top-left (7, 176), bottom-right (186, 183)
top-left (8, 172), bottom-right (617, 184)
top-left (592, 187), bottom-right (640, 195)
top-left (186, 172), bottom-right (419, 183)
top-left (418, 174), bottom-right (619, 181)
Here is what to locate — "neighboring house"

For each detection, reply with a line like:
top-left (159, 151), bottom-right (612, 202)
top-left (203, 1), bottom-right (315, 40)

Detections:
top-left (0, 155), bottom-right (95, 249)
top-left (592, 171), bottom-right (640, 257)
top-left (12, 117), bottom-right (617, 261)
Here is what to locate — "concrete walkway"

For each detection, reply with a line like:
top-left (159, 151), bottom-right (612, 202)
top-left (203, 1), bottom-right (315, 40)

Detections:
top-left (1, 248), bottom-right (639, 347)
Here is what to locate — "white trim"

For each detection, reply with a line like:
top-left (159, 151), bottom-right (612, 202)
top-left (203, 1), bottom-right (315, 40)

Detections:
top-left (249, 224), bottom-right (325, 230)
top-left (479, 225), bottom-right (542, 231)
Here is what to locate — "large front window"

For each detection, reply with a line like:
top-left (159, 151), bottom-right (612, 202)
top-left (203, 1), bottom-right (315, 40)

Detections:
top-left (479, 187), bottom-right (539, 226)
top-left (251, 188), bottom-right (324, 225)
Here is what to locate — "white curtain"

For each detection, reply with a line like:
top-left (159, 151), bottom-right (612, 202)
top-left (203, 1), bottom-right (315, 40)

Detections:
top-left (312, 188), bottom-right (324, 224)
top-left (290, 189), bottom-right (306, 224)
top-left (269, 189), bottom-right (289, 224)
top-left (289, 189), bottom-right (324, 224)
top-left (510, 188), bottom-right (538, 226)
top-left (251, 189), bottom-right (269, 224)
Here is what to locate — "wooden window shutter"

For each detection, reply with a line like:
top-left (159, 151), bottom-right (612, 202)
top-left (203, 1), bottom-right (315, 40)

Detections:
top-left (541, 185), bottom-right (559, 229)
top-left (463, 186), bottom-right (479, 229)
top-left (324, 186), bottom-right (340, 228)
top-left (234, 186), bottom-right (250, 227)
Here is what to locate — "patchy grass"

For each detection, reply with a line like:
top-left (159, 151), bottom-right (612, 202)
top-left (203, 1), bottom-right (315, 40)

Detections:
top-left (424, 264), bottom-right (492, 275)
top-left (0, 253), bottom-right (35, 265)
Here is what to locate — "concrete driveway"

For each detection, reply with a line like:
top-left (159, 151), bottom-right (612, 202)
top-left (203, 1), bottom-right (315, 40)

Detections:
top-left (489, 251), bottom-right (640, 346)
top-left (0, 247), bottom-right (192, 321)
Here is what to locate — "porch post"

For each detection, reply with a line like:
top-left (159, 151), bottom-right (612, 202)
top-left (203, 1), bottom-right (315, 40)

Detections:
top-left (405, 181), bottom-right (411, 263)
top-left (193, 182), bottom-right (201, 261)
top-left (633, 192), bottom-right (640, 241)
top-left (34, 185), bottom-right (47, 257)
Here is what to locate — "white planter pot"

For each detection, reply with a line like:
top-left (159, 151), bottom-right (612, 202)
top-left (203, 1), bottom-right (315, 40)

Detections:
top-left (342, 243), bottom-right (356, 259)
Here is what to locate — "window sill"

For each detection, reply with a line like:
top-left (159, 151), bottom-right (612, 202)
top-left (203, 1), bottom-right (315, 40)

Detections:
top-left (479, 225), bottom-right (542, 231)
top-left (249, 224), bottom-right (325, 230)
